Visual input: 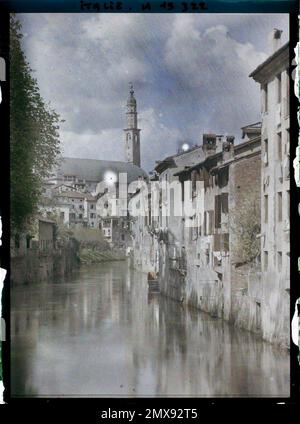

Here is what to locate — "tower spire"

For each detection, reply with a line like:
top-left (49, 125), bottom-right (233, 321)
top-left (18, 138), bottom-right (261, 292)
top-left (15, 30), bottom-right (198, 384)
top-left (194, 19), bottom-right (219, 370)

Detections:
top-left (124, 83), bottom-right (141, 167)
top-left (129, 82), bottom-right (134, 96)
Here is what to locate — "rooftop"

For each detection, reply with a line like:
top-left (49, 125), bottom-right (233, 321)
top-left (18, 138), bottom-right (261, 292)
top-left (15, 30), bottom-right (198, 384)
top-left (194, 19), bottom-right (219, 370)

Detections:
top-left (249, 41), bottom-right (289, 82)
top-left (58, 157), bottom-right (148, 184)
top-left (38, 217), bottom-right (56, 225)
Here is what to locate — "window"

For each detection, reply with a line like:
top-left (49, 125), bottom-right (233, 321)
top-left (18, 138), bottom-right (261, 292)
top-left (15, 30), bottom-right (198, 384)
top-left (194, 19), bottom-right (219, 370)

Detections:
top-left (264, 139), bottom-right (268, 166)
top-left (70, 213), bottom-right (75, 219)
top-left (214, 195), bottom-right (221, 229)
top-left (278, 192), bottom-right (282, 222)
top-left (277, 132), bottom-right (282, 160)
top-left (206, 251), bottom-right (210, 265)
top-left (198, 213), bottom-right (202, 236)
top-left (191, 171), bottom-right (197, 194)
top-left (221, 193), bottom-right (229, 214)
top-left (90, 204), bottom-right (94, 209)
top-left (277, 251), bottom-right (282, 271)
top-left (277, 73), bottom-right (281, 103)
top-left (285, 129), bottom-right (290, 155)
top-left (264, 195), bottom-right (268, 223)
top-left (257, 253), bottom-right (261, 264)
top-left (263, 83), bottom-right (268, 112)
top-left (90, 213), bottom-right (95, 218)
top-left (222, 233), bottom-right (229, 252)
top-left (60, 212), bottom-right (65, 220)
top-left (285, 70), bottom-right (290, 116)
top-left (208, 210), bottom-right (214, 235)
top-left (26, 235), bottom-right (31, 249)
top-left (79, 214), bottom-right (83, 219)
top-left (264, 251), bottom-right (268, 271)
top-left (218, 168), bottom-right (229, 188)
top-left (121, 234), bottom-right (125, 241)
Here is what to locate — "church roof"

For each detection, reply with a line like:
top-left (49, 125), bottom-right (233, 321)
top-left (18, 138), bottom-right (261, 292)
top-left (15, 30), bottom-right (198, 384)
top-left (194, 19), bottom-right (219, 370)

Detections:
top-left (59, 157), bottom-right (148, 184)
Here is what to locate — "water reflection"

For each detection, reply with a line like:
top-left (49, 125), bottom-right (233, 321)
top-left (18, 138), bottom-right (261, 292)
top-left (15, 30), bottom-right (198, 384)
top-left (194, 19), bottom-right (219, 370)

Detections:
top-left (11, 262), bottom-right (290, 397)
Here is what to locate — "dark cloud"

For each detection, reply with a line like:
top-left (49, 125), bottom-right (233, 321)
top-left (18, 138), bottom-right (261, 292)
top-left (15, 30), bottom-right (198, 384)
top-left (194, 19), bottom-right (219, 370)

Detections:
top-left (19, 13), bottom-right (289, 172)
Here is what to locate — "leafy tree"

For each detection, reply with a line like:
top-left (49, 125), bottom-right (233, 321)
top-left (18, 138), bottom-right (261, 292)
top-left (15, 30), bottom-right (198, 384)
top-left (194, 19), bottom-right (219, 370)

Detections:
top-left (10, 15), bottom-right (61, 233)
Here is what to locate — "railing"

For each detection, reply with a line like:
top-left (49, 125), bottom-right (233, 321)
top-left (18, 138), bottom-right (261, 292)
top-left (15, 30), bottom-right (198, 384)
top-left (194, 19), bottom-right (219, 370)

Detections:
top-left (39, 239), bottom-right (54, 251)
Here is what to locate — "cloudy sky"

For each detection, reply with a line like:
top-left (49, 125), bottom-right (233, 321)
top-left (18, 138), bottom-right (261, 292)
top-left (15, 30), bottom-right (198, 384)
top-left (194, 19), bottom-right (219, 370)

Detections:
top-left (18, 13), bottom-right (289, 172)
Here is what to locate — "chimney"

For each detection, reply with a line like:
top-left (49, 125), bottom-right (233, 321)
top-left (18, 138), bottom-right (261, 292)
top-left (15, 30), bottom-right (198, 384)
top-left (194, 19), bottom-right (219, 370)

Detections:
top-left (202, 134), bottom-right (217, 157)
top-left (269, 28), bottom-right (282, 53)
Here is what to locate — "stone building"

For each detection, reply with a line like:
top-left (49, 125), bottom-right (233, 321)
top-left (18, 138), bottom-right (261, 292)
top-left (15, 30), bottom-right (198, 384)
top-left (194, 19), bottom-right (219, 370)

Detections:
top-left (130, 128), bottom-right (265, 337)
top-left (128, 31), bottom-right (290, 348)
top-left (128, 143), bottom-right (208, 273)
top-left (10, 216), bottom-right (79, 286)
top-left (128, 177), bottom-right (158, 272)
top-left (11, 217), bottom-right (56, 256)
top-left (83, 194), bottom-right (98, 228)
top-left (55, 191), bottom-right (86, 226)
top-left (43, 85), bottom-right (147, 245)
top-left (172, 132), bottom-right (261, 322)
top-left (124, 83), bottom-right (141, 167)
top-left (250, 32), bottom-right (290, 347)
top-left (50, 84), bottom-right (145, 194)
top-left (38, 218), bottom-right (56, 251)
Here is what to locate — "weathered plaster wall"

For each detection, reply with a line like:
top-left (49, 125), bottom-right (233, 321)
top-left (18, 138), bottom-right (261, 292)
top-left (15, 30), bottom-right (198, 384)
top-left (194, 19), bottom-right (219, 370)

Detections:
top-left (228, 148), bottom-right (263, 335)
top-left (11, 240), bottom-right (79, 285)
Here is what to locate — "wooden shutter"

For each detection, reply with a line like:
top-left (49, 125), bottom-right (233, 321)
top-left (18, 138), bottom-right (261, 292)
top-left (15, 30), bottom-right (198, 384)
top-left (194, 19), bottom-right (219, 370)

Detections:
top-left (215, 195), bottom-right (221, 229)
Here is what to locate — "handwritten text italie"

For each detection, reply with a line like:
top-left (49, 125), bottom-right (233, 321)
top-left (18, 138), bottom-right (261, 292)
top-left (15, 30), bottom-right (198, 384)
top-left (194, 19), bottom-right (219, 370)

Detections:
top-left (80, 1), bottom-right (208, 12)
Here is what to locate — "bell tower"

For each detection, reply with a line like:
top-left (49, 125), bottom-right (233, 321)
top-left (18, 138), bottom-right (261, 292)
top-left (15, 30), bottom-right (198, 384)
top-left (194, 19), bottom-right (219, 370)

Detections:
top-left (124, 83), bottom-right (141, 167)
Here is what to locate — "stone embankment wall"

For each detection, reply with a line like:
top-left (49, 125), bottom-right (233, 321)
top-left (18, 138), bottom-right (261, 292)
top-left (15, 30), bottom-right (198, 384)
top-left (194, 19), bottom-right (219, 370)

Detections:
top-left (11, 239), bottom-right (79, 285)
top-left (131, 227), bottom-right (281, 346)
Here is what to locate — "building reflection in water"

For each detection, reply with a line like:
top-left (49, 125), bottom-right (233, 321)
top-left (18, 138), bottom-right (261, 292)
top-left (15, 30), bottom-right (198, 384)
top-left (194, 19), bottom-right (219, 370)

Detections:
top-left (11, 262), bottom-right (289, 397)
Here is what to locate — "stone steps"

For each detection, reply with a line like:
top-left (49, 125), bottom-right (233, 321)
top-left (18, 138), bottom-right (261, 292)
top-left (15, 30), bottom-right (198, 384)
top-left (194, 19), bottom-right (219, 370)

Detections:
top-left (79, 248), bottom-right (126, 264)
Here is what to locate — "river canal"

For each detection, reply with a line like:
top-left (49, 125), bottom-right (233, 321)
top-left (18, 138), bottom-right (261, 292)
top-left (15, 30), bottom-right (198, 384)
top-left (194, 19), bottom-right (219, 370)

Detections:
top-left (11, 261), bottom-right (289, 397)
